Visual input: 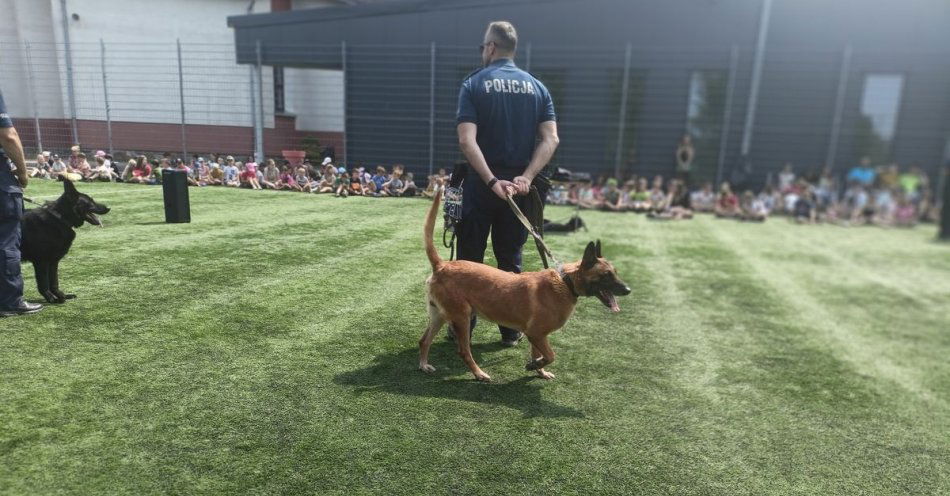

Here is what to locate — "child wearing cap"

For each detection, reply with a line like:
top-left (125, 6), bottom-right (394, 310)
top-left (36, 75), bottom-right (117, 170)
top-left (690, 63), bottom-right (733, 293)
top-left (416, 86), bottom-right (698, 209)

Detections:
top-left (241, 162), bottom-right (263, 190)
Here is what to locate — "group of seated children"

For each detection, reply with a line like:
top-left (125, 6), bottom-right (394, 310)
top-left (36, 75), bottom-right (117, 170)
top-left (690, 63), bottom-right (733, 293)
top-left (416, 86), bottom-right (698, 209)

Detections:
top-left (27, 146), bottom-right (119, 183)
top-left (545, 159), bottom-right (939, 228)
top-left (33, 146), bottom-right (449, 200)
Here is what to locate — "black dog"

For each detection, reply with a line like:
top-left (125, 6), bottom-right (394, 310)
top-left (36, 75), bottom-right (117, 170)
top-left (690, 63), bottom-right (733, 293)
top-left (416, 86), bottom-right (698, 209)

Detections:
top-left (543, 215), bottom-right (586, 233)
top-left (20, 179), bottom-right (110, 304)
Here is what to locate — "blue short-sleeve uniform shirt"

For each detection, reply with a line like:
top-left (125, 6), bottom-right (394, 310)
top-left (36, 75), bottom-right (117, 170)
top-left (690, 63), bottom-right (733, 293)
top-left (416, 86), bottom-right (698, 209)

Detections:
top-left (0, 90), bottom-right (21, 194)
top-left (456, 58), bottom-right (556, 177)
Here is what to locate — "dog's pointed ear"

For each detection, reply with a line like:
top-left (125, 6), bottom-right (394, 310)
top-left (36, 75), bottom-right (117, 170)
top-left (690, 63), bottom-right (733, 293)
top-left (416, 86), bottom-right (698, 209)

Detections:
top-left (63, 178), bottom-right (78, 197)
top-left (581, 241), bottom-right (597, 270)
top-left (595, 239), bottom-right (602, 258)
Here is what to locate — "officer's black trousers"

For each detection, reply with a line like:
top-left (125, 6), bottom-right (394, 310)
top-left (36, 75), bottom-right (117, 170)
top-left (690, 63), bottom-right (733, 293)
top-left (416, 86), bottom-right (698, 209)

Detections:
top-left (0, 191), bottom-right (23, 309)
top-left (457, 175), bottom-right (529, 341)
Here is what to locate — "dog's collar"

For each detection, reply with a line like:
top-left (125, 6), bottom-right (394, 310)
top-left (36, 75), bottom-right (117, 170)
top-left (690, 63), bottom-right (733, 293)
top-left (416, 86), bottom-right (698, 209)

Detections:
top-left (558, 267), bottom-right (580, 298)
top-left (42, 204), bottom-right (74, 229)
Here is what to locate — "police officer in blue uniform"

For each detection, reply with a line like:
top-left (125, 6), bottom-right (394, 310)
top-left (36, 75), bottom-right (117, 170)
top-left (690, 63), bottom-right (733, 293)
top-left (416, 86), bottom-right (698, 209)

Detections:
top-left (0, 88), bottom-right (43, 317)
top-left (455, 21), bottom-right (559, 346)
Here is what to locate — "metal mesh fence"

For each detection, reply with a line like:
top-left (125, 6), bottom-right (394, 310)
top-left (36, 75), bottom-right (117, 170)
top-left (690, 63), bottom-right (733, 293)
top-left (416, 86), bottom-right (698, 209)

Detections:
top-left (1, 40), bottom-right (948, 186)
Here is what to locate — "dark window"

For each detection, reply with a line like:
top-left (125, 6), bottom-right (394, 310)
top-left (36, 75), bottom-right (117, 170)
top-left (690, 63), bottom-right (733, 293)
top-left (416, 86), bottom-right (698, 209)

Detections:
top-left (855, 74), bottom-right (903, 163)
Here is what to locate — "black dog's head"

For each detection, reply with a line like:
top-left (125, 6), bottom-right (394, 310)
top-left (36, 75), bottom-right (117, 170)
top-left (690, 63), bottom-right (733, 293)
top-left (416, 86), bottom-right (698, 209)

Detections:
top-left (58, 179), bottom-right (110, 227)
top-left (574, 240), bottom-right (631, 313)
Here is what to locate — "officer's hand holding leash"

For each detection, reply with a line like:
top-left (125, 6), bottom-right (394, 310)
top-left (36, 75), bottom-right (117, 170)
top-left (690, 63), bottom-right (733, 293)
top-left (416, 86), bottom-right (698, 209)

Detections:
top-left (512, 175), bottom-right (532, 195)
top-left (488, 177), bottom-right (522, 200)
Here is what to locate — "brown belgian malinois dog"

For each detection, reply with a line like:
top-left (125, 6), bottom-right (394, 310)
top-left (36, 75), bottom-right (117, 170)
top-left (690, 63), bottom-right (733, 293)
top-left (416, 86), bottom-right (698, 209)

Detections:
top-left (419, 189), bottom-right (631, 382)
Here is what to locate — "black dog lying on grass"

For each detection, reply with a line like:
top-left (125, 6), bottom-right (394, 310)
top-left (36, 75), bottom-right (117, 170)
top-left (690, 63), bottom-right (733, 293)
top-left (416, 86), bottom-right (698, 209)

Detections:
top-left (543, 215), bottom-right (586, 233)
top-left (20, 179), bottom-right (110, 304)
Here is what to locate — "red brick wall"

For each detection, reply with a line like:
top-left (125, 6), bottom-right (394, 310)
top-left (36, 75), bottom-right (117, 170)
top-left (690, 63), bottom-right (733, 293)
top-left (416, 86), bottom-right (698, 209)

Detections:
top-left (11, 116), bottom-right (342, 159)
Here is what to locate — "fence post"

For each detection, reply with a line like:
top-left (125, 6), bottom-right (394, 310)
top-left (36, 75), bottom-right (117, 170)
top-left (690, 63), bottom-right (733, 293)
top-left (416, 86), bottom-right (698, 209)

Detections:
top-left (60, 0), bottom-right (79, 145)
top-left (248, 48), bottom-right (258, 159)
top-left (99, 39), bottom-right (113, 155)
top-left (716, 45), bottom-right (740, 187)
top-left (826, 44), bottom-right (852, 171)
top-left (740, 0), bottom-right (773, 160)
top-left (524, 42), bottom-right (532, 72)
top-left (176, 39), bottom-right (187, 159)
top-left (256, 40), bottom-right (265, 163)
top-left (428, 42), bottom-right (436, 177)
top-left (341, 40), bottom-right (348, 166)
top-left (24, 42), bottom-right (43, 154)
top-left (613, 42), bottom-right (632, 180)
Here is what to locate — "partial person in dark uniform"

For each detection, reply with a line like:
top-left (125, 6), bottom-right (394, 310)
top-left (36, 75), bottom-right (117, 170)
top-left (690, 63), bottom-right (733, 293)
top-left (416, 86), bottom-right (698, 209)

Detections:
top-left (0, 88), bottom-right (42, 316)
top-left (455, 21), bottom-right (559, 346)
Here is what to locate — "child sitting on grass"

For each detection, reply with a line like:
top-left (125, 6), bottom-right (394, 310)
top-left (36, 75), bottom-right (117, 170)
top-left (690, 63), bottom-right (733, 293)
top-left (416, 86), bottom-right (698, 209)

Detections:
top-left (317, 165), bottom-right (336, 194)
top-left (87, 156), bottom-right (117, 182)
top-left (296, 167), bottom-right (315, 193)
top-left (333, 167), bottom-right (349, 197)
top-left (207, 162), bottom-right (224, 186)
top-left (369, 166), bottom-right (388, 196)
top-left (281, 166), bottom-right (302, 192)
top-left (714, 182), bottom-right (741, 218)
top-left (348, 169), bottom-right (365, 196)
top-left (739, 190), bottom-right (768, 222)
top-left (262, 159), bottom-right (280, 189)
top-left (241, 162), bottom-right (263, 190)
top-left (400, 172), bottom-right (418, 197)
top-left (382, 168), bottom-right (404, 197)
top-left (793, 190), bottom-right (817, 223)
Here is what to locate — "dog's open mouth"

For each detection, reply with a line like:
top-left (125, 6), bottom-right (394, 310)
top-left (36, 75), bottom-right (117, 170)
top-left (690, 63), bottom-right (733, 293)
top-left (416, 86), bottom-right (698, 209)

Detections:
top-left (597, 290), bottom-right (621, 313)
top-left (84, 212), bottom-right (102, 226)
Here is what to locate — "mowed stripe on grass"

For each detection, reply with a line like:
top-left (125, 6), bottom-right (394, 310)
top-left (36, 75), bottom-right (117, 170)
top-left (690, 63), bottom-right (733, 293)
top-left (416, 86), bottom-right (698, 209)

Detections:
top-left (1, 181), bottom-right (948, 495)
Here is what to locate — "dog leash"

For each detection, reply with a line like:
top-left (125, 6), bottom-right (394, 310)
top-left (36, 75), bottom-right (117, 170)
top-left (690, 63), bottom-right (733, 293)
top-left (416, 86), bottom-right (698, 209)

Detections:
top-left (505, 192), bottom-right (562, 270)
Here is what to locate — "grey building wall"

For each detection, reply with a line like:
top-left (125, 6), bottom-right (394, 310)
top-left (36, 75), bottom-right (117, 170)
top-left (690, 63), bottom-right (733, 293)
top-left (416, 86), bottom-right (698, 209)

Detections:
top-left (228, 0), bottom-right (950, 184)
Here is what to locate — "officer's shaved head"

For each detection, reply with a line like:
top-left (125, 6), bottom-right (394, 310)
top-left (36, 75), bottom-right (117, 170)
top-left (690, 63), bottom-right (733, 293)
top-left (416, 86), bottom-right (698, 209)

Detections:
top-left (485, 21), bottom-right (517, 55)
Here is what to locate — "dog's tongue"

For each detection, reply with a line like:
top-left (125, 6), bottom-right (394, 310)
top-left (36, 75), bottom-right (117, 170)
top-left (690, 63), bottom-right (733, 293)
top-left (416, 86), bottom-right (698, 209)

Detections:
top-left (605, 292), bottom-right (620, 313)
top-left (86, 212), bottom-right (103, 227)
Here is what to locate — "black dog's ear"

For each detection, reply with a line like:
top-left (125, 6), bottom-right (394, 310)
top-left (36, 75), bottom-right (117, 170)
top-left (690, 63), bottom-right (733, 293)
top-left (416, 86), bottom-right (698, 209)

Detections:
top-left (595, 239), bottom-right (602, 258)
top-left (581, 241), bottom-right (597, 270)
top-left (63, 178), bottom-right (78, 198)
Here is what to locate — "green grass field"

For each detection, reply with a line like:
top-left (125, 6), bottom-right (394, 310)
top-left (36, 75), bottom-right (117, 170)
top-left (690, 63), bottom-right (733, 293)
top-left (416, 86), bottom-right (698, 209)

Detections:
top-left (2, 180), bottom-right (949, 495)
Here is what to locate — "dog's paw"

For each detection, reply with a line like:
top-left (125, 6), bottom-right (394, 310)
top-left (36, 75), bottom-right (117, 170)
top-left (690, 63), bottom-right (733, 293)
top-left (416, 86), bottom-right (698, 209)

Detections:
top-left (536, 370), bottom-right (556, 380)
top-left (474, 372), bottom-right (492, 383)
top-left (419, 363), bottom-right (436, 374)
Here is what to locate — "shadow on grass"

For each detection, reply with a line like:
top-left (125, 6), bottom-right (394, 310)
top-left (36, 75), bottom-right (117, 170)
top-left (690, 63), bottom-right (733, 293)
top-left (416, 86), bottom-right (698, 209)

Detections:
top-left (334, 342), bottom-right (585, 419)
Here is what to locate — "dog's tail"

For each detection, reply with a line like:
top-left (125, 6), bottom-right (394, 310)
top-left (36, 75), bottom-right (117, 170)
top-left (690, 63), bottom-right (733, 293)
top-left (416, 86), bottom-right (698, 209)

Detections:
top-left (424, 188), bottom-right (443, 269)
